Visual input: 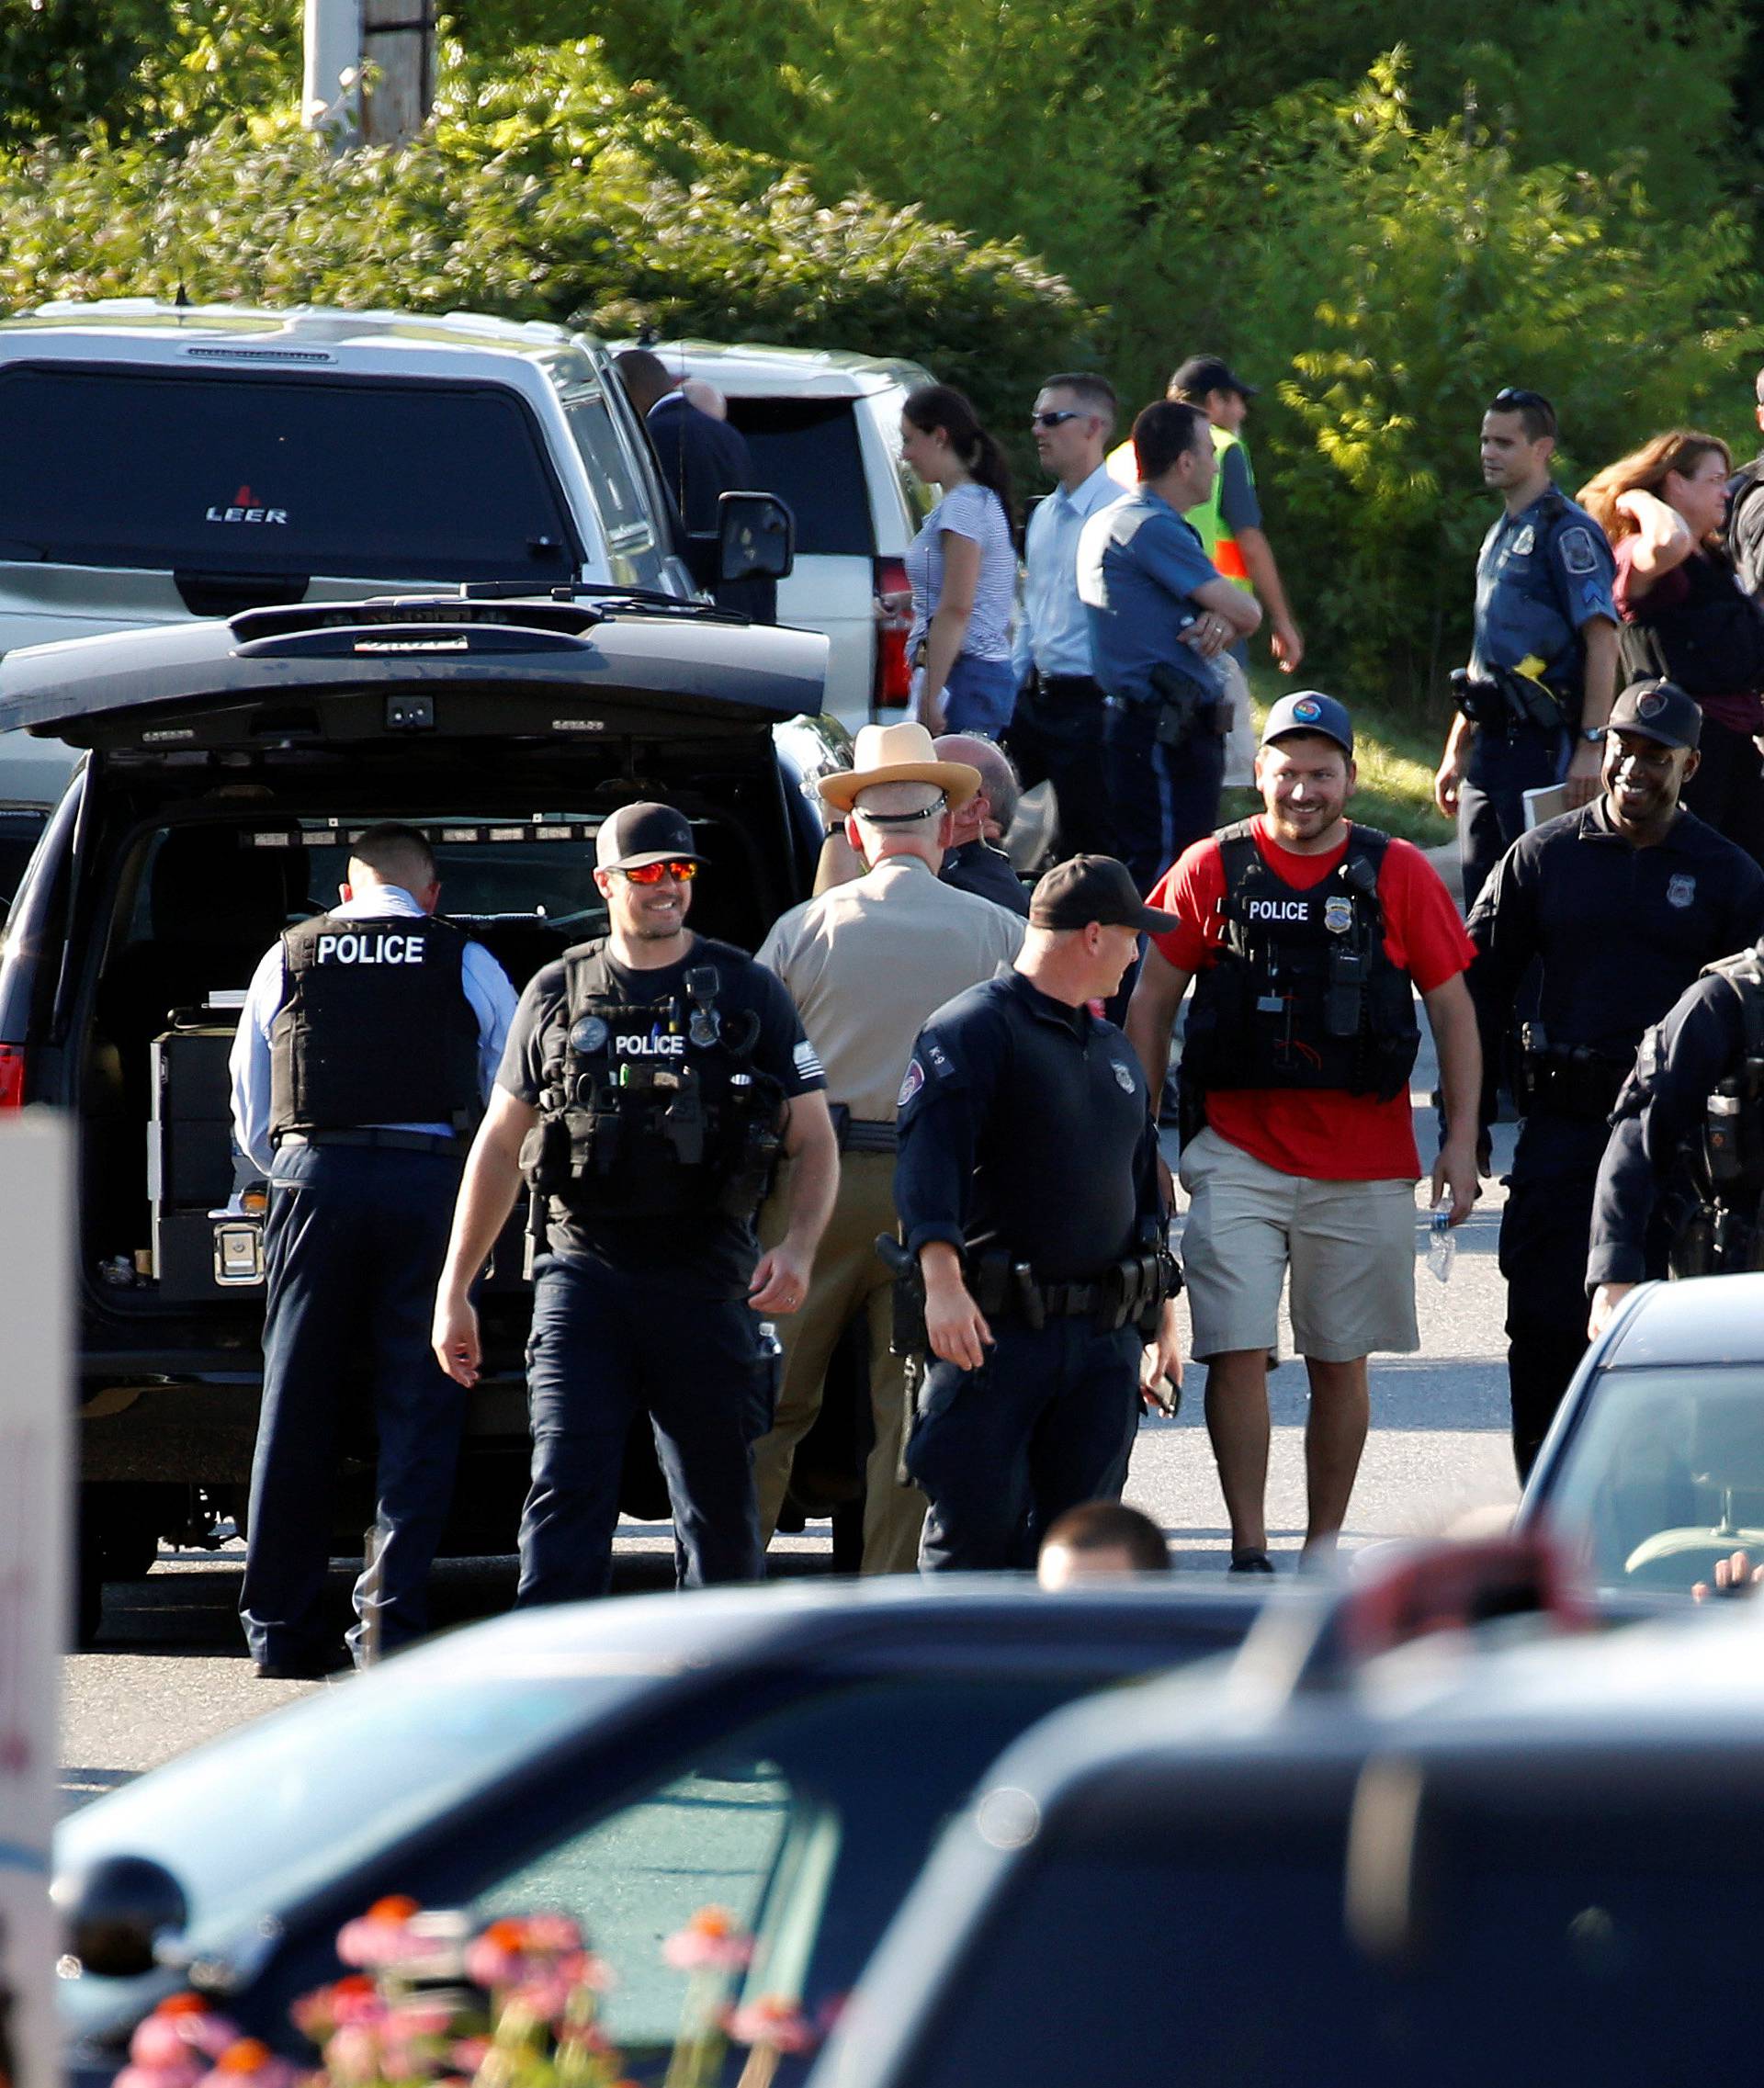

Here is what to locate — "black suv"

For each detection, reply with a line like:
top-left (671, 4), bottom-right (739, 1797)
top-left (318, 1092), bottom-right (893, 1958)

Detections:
top-left (813, 1540), bottom-right (1764, 2087)
top-left (0, 592), bottom-right (843, 1618)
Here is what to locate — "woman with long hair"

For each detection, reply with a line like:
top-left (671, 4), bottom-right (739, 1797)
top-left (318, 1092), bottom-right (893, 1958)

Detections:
top-left (1580, 430), bottom-right (1764, 861)
top-left (899, 384), bottom-right (1017, 738)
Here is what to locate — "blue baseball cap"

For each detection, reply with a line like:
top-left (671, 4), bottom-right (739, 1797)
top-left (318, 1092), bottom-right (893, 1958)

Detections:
top-left (1261, 691), bottom-right (1353, 757)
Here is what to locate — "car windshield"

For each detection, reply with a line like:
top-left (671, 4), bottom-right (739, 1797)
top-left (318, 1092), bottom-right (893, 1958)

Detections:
top-left (1539, 1363), bottom-right (1764, 1595)
top-left (903, 1824), bottom-right (1764, 2083)
top-left (0, 367), bottom-right (579, 582)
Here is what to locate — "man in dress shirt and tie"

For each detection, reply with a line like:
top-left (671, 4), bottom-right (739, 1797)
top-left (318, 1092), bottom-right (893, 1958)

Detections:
top-left (1007, 373), bottom-right (1128, 860)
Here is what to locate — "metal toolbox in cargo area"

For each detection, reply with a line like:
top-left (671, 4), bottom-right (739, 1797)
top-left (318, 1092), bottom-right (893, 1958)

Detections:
top-left (148, 1024), bottom-right (266, 1294)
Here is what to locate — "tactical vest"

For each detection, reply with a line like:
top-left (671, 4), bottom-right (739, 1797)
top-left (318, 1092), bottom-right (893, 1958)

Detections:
top-left (268, 911), bottom-right (481, 1143)
top-left (520, 938), bottom-right (786, 1225)
top-left (1671, 946), bottom-right (1764, 1278)
top-left (1617, 544), bottom-right (1764, 699)
top-left (1178, 823), bottom-right (1420, 1134)
top-left (1189, 426), bottom-right (1254, 592)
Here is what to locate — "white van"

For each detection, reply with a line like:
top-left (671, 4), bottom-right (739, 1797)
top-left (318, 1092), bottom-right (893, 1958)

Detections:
top-left (627, 340), bottom-right (935, 729)
top-left (0, 299), bottom-right (703, 660)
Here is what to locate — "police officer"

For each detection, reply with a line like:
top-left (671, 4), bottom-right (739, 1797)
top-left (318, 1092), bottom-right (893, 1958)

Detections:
top-left (431, 802), bottom-right (839, 1600)
top-left (933, 733), bottom-right (1032, 917)
top-left (231, 822), bottom-right (518, 1678)
top-left (1469, 680), bottom-right (1764, 1477)
top-left (1079, 401), bottom-right (1263, 893)
top-left (1434, 388), bottom-right (1621, 909)
top-left (894, 856), bottom-right (1184, 1571)
top-left (1588, 938), bottom-right (1764, 1339)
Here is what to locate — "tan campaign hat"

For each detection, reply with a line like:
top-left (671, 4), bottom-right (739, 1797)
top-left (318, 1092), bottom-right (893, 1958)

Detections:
top-left (817, 721), bottom-right (981, 815)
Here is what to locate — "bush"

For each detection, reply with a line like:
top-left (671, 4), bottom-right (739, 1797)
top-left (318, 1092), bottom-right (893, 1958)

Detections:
top-left (0, 35), bottom-right (1094, 478)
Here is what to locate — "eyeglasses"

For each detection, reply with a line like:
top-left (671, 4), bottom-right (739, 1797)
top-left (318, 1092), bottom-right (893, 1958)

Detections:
top-left (616, 859), bottom-right (698, 885)
top-left (1030, 410), bottom-right (1084, 430)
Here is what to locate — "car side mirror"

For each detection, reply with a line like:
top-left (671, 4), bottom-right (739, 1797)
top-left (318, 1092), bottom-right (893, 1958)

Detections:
top-left (51, 1852), bottom-right (189, 1977)
top-left (718, 491), bottom-right (794, 584)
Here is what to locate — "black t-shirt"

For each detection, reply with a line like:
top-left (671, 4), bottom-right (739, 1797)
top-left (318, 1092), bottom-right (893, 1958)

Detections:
top-left (498, 935), bottom-right (824, 1294)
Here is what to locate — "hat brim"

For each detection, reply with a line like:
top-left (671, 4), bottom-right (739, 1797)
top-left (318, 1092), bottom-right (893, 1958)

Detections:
top-left (819, 760), bottom-right (980, 813)
top-left (601, 846), bottom-right (711, 871)
top-left (1032, 900), bottom-right (1182, 934)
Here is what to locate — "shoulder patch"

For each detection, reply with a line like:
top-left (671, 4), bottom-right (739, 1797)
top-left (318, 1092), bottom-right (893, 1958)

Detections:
top-left (1558, 526), bottom-right (1601, 576)
top-left (897, 1057), bottom-right (925, 1108)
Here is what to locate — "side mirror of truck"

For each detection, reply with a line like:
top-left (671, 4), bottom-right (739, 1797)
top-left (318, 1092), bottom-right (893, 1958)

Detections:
top-left (51, 1852), bottom-right (189, 1977)
top-left (717, 491), bottom-right (794, 585)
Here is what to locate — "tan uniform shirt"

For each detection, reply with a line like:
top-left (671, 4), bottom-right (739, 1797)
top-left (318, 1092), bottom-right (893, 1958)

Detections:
top-left (757, 856), bottom-right (1025, 1122)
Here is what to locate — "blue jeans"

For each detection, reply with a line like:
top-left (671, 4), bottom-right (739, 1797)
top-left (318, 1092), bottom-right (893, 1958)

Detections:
top-left (942, 653), bottom-right (1019, 739)
top-left (242, 1143), bottom-right (467, 1670)
top-left (517, 1254), bottom-right (775, 1603)
top-left (906, 1317), bottom-right (1142, 1572)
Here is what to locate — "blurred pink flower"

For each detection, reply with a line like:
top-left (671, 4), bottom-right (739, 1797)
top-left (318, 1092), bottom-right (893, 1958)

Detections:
top-left (381, 2000), bottom-right (455, 2042)
top-left (195, 2037), bottom-right (299, 2088)
top-left (322, 2025), bottom-right (382, 2084)
top-left (335, 1897), bottom-right (424, 1970)
top-left (559, 1950), bottom-right (613, 1994)
top-left (115, 2062), bottom-right (202, 2088)
top-left (448, 2037), bottom-right (492, 2074)
top-left (130, 2018), bottom-right (206, 2071)
top-left (517, 1915), bottom-right (582, 1955)
top-left (662, 1908), bottom-right (753, 1973)
top-left (722, 1999), bottom-right (817, 2055)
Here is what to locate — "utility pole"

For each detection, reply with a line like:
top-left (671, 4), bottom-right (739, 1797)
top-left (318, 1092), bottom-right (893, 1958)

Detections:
top-left (360, 0), bottom-right (435, 147)
top-left (301, 0), bottom-right (361, 142)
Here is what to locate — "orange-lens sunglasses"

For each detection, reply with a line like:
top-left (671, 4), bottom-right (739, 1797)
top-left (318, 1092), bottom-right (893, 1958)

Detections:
top-left (619, 859), bottom-right (699, 885)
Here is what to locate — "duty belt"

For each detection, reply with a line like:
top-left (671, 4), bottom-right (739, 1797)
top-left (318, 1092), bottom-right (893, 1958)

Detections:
top-left (1036, 673), bottom-right (1104, 701)
top-left (277, 1128), bottom-right (466, 1156)
top-left (1518, 1040), bottom-right (1630, 1122)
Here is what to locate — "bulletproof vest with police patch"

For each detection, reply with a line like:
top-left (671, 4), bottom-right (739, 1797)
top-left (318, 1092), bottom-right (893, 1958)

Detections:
top-left (269, 911), bottom-right (481, 1141)
top-left (522, 937), bottom-right (784, 1224)
top-left (1180, 822), bottom-right (1420, 1107)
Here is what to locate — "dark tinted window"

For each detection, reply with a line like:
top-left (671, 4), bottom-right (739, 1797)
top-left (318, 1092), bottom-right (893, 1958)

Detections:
top-left (906, 1802), bottom-right (1764, 2085)
top-left (723, 397), bottom-right (874, 557)
top-left (0, 366), bottom-right (579, 582)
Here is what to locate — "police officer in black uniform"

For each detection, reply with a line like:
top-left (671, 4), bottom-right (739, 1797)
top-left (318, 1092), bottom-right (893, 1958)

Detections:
top-left (892, 856), bottom-right (1183, 1571)
top-left (231, 822), bottom-right (519, 1677)
top-left (1469, 680), bottom-right (1764, 1477)
top-left (432, 802), bottom-right (839, 1601)
top-left (1588, 929), bottom-right (1764, 1337)
top-left (1434, 388), bottom-right (1621, 909)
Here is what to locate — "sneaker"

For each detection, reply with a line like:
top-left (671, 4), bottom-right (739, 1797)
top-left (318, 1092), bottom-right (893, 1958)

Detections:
top-left (1227, 1548), bottom-right (1276, 1576)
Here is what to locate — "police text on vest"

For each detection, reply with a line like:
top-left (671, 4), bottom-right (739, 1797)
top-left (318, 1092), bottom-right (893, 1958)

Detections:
top-left (314, 932), bottom-right (427, 964)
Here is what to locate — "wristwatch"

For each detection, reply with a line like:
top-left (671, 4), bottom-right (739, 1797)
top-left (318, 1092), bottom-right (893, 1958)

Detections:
top-left (1578, 725), bottom-right (1606, 742)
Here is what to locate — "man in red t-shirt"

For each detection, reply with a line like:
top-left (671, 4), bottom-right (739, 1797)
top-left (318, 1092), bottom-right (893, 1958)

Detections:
top-left (1126, 693), bottom-right (1481, 1574)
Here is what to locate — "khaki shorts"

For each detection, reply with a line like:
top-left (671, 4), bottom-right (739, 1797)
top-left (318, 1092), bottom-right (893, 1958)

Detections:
top-left (1178, 1127), bottom-right (1419, 1364)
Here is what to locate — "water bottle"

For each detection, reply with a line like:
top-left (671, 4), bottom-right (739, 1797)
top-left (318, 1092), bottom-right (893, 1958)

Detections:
top-left (1426, 1197), bottom-right (1456, 1284)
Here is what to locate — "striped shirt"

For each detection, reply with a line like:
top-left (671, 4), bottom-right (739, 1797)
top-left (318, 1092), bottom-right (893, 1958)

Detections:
top-left (906, 481), bottom-right (1015, 665)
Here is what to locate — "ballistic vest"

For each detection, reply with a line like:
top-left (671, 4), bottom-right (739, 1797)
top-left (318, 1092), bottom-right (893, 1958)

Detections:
top-left (1670, 946), bottom-right (1764, 1278)
top-left (268, 911), bottom-right (480, 1143)
top-left (521, 938), bottom-right (785, 1225)
top-left (1180, 823), bottom-right (1420, 1114)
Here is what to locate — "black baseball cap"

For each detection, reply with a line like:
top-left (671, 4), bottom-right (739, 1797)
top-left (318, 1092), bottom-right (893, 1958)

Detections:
top-left (1030, 855), bottom-right (1180, 934)
top-left (594, 802), bottom-right (707, 871)
top-left (1261, 691), bottom-right (1354, 757)
top-left (1607, 679), bottom-right (1702, 752)
top-left (1170, 354), bottom-right (1258, 401)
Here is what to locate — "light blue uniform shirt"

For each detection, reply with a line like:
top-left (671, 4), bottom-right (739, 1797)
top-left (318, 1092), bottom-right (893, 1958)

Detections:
top-left (230, 884), bottom-right (518, 1177)
top-left (1077, 488), bottom-right (1224, 705)
top-left (1011, 463), bottom-right (1127, 683)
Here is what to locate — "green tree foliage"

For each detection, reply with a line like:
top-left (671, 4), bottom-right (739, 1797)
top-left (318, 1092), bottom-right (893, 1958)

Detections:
top-left (0, 35), bottom-right (1091, 463)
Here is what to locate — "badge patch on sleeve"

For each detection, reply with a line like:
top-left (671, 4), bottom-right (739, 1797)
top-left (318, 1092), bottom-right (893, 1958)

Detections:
top-left (1559, 526), bottom-right (1600, 576)
top-left (898, 1057), bottom-right (926, 1108)
top-left (1112, 1060), bottom-right (1136, 1092)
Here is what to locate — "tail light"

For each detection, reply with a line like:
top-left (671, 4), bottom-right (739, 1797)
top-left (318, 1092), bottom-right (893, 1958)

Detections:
top-left (0, 1044), bottom-right (27, 1110)
top-left (872, 557), bottom-right (912, 712)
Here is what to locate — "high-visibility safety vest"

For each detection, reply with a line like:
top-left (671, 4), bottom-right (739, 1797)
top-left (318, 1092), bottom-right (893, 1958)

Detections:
top-left (1104, 425), bottom-right (1255, 590)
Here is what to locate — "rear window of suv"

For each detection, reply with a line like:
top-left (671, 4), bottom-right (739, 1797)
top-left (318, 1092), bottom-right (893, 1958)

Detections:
top-left (722, 398), bottom-right (876, 558)
top-left (0, 366), bottom-right (580, 583)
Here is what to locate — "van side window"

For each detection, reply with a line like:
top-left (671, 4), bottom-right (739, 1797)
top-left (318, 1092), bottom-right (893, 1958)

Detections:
top-left (565, 392), bottom-right (666, 589)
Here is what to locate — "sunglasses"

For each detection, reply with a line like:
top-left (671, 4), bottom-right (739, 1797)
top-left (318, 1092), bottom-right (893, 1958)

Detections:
top-left (1489, 386), bottom-right (1555, 430)
top-left (617, 859), bottom-right (698, 885)
top-left (1030, 410), bottom-right (1084, 430)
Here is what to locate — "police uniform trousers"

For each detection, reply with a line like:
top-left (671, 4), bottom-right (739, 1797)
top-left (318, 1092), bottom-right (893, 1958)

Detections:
top-left (1500, 1112), bottom-right (1606, 1482)
top-left (752, 1152), bottom-right (926, 1576)
top-left (1005, 676), bottom-right (1118, 860)
top-left (906, 1316), bottom-right (1143, 1573)
top-left (517, 1253), bottom-right (774, 1603)
top-left (1457, 721), bottom-right (1565, 910)
top-left (241, 1141), bottom-right (467, 1671)
top-left (1103, 698), bottom-right (1226, 895)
